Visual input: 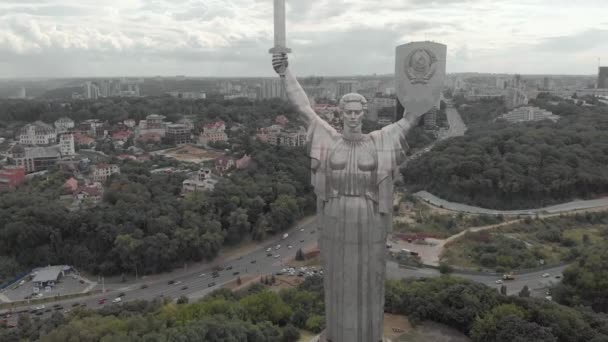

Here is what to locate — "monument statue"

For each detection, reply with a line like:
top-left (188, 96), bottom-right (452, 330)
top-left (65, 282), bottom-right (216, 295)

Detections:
top-left (269, 2), bottom-right (445, 341)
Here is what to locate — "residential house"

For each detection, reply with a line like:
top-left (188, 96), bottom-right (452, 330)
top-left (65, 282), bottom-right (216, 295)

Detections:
top-left (215, 156), bottom-right (235, 174)
top-left (12, 145), bottom-right (61, 173)
top-left (19, 121), bottom-right (56, 145)
top-left (73, 132), bottom-right (95, 148)
top-left (92, 163), bottom-right (120, 182)
top-left (199, 121), bottom-right (228, 144)
top-left (0, 166), bottom-right (26, 191)
top-left (54, 117), bottom-right (75, 134)
top-left (64, 177), bottom-right (78, 193)
top-left (182, 168), bottom-right (218, 194)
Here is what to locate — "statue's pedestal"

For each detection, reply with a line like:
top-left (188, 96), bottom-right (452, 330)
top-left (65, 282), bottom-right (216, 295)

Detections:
top-left (310, 331), bottom-right (391, 342)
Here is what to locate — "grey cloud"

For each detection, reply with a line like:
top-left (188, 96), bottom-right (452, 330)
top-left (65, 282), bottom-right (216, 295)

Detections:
top-left (4, 5), bottom-right (96, 17)
top-left (534, 29), bottom-right (608, 52)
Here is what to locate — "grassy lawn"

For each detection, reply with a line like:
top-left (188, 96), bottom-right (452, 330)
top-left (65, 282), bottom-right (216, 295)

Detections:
top-left (441, 213), bottom-right (608, 271)
top-left (393, 196), bottom-right (503, 239)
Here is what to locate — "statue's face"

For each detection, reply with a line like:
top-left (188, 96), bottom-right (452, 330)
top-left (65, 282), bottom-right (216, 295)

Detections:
top-left (342, 102), bottom-right (365, 129)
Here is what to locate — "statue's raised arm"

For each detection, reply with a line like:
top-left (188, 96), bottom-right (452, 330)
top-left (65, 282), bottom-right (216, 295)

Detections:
top-left (272, 53), bottom-right (317, 125)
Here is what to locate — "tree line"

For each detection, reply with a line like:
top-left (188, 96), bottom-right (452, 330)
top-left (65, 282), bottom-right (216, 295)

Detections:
top-left (403, 98), bottom-right (608, 209)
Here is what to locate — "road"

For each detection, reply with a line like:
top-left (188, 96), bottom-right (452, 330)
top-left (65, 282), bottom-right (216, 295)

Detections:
top-left (415, 190), bottom-right (608, 216)
top-left (2, 216), bottom-right (567, 326)
top-left (387, 262), bottom-right (567, 296)
top-left (438, 105), bottom-right (467, 140)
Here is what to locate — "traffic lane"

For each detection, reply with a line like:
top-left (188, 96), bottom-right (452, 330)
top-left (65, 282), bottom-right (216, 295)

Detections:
top-left (386, 262), bottom-right (566, 297)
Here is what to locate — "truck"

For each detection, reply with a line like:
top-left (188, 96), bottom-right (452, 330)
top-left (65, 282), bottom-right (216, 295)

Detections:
top-left (503, 273), bottom-right (515, 280)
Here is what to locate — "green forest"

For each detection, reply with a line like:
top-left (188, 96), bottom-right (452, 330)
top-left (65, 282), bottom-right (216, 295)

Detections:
top-left (403, 95), bottom-right (608, 209)
top-left (0, 276), bottom-right (325, 342)
top-left (5, 274), bottom-right (608, 342)
top-left (0, 141), bottom-right (314, 285)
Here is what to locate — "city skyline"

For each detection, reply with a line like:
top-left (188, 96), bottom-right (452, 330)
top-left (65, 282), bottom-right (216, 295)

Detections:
top-left (0, 0), bottom-right (607, 78)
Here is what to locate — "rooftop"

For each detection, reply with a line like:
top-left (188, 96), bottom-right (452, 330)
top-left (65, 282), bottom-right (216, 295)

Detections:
top-left (32, 265), bottom-right (70, 283)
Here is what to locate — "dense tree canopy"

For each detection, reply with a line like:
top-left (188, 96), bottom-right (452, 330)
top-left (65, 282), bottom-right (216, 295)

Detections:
top-left (403, 98), bottom-right (608, 209)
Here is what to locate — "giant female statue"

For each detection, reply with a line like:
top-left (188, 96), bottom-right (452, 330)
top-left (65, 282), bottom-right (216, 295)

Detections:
top-left (273, 54), bottom-right (426, 342)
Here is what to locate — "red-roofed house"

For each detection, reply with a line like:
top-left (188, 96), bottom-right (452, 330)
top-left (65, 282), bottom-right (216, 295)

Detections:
top-left (236, 154), bottom-right (252, 169)
top-left (0, 166), bottom-right (26, 191)
top-left (199, 121), bottom-right (228, 144)
top-left (111, 130), bottom-right (132, 142)
top-left (64, 177), bottom-right (78, 193)
top-left (275, 115), bottom-right (289, 126)
top-left (137, 132), bottom-right (162, 143)
top-left (74, 132), bottom-right (95, 148)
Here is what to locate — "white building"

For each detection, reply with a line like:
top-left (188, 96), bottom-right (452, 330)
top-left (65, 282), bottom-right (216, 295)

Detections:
top-left (19, 121), bottom-right (57, 145)
top-left (59, 133), bottom-right (76, 156)
top-left (83, 82), bottom-right (100, 99)
top-left (54, 117), bottom-right (75, 134)
top-left (499, 106), bottom-right (560, 123)
top-left (199, 121), bottom-right (228, 144)
top-left (92, 164), bottom-right (120, 182)
top-left (182, 169), bottom-right (218, 193)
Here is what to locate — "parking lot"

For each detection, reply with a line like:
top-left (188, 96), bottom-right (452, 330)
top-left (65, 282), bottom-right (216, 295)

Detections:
top-left (2, 274), bottom-right (92, 303)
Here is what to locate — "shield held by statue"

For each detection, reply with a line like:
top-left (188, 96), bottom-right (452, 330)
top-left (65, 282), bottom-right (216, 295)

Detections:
top-left (395, 42), bottom-right (447, 117)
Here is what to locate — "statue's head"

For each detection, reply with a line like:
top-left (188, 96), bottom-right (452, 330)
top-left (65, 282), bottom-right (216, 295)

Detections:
top-left (339, 93), bottom-right (367, 131)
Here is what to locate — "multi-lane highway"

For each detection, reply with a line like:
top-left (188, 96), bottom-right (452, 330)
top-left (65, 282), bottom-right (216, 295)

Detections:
top-left (2, 215), bottom-right (566, 327)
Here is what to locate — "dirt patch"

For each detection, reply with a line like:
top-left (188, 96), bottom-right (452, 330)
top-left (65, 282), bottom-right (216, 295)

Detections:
top-left (222, 275), bottom-right (258, 291)
top-left (152, 144), bottom-right (222, 164)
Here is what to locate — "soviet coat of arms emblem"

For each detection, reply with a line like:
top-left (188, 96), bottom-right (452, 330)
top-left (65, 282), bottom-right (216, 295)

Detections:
top-left (405, 49), bottom-right (438, 85)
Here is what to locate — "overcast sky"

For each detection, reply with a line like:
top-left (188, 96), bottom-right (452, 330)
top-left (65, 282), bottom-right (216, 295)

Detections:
top-left (0, 0), bottom-right (607, 78)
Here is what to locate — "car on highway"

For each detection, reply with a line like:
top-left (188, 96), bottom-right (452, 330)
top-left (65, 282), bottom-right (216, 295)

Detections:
top-left (300, 228), bottom-right (305, 232)
top-left (208, 282), bottom-right (216, 288)
top-left (118, 292), bottom-right (125, 297)
top-left (251, 260), bottom-right (257, 264)
top-left (199, 273), bottom-right (206, 277)
top-left (54, 306), bottom-right (63, 311)
top-left (542, 273), bottom-right (550, 278)
top-left (35, 305), bottom-right (45, 310)
top-left (140, 284), bottom-right (149, 289)
top-left (181, 286), bottom-right (188, 290)
top-left (168, 280), bottom-right (176, 285)
top-left (267, 253), bottom-right (273, 257)
top-left (300, 239), bottom-right (305, 243)
top-left (173, 281), bottom-right (182, 285)
top-left (225, 266), bottom-right (233, 271)
top-left (212, 272), bottom-right (220, 278)
top-left (98, 298), bottom-right (107, 305)
top-left (495, 280), bottom-right (503, 284)
top-left (274, 254), bottom-right (281, 258)
top-left (287, 245), bottom-right (293, 249)
top-left (71, 303), bottom-right (80, 307)
top-left (112, 297), bottom-right (122, 304)
top-left (310, 230), bottom-right (316, 234)
top-left (283, 233), bottom-right (289, 239)
top-left (555, 275), bottom-right (562, 279)
top-left (275, 245), bottom-right (281, 250)
top-left (266, 247), bottom-right (272, 252)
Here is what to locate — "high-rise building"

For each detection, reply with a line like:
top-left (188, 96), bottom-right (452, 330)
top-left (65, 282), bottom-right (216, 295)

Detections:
top-left (83, 82), bottom-right (100, 99)
top-left (59, 133), bottom-right (76, 156)
top-left (337, 81), bottom-right (356, 99)
top-left (259, 79), bottom-right (286, 99)
top-left (598, 67), bottom-right (608, 89)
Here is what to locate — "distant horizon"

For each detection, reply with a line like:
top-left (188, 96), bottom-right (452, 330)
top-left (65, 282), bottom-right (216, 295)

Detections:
top-left (0, 71), bottom-right (600, 82)
top-left (0, 1), bottom-right (607, 78)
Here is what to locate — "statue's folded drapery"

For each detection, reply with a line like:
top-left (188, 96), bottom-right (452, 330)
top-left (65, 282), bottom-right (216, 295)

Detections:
top-left (307, 116), bottom-right (408, 342)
